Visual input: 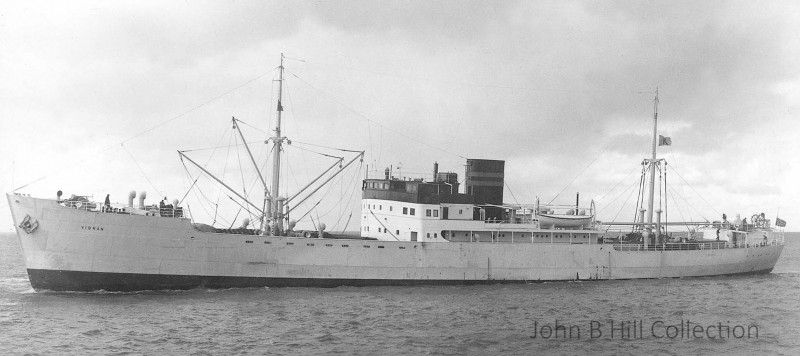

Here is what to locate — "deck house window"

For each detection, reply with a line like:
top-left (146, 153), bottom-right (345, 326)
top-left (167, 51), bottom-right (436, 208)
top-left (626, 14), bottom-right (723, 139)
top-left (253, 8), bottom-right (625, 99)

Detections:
top-left (403, 207), bottom-right (408, 215)
top-left (410, 208), bottom-right (415, 216)
top-left (426, 209), bottom-right (431, 217)
top-left (433, 210), bottom-right (439, 217)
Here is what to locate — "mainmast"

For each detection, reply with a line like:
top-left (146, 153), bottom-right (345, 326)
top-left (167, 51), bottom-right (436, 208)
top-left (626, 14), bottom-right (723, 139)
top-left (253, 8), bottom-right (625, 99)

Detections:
top-left (270, 54), bottom-right (287, 234)
top-left (644, 88), bottom-right (659, 247)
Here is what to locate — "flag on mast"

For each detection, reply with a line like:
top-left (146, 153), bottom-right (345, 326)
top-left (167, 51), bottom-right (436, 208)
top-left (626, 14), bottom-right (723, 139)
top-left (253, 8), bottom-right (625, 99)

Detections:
top-left (776, 217), bottom-right (786, 227)
top-left (658, 135), bottom-right (672, 146)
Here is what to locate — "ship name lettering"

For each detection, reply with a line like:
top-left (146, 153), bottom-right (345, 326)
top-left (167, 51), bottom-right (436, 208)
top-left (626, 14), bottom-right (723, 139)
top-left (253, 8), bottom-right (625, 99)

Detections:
top-left (80, 226), bottom-right (104, 231)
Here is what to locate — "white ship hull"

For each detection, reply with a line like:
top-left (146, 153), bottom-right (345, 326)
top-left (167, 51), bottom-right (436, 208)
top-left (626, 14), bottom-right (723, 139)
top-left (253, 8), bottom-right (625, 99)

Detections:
top-left (8, 194), bottom-right (784, 292)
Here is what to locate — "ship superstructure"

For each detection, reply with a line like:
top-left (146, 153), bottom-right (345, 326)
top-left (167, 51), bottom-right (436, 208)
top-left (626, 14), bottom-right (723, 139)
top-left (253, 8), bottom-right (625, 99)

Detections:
top-left (361, 159), bottom-right (597, 245)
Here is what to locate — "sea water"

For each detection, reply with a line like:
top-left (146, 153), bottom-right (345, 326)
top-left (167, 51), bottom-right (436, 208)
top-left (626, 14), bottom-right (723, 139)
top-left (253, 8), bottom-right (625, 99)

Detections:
top-left (1, 231), bottom-right (798, 355)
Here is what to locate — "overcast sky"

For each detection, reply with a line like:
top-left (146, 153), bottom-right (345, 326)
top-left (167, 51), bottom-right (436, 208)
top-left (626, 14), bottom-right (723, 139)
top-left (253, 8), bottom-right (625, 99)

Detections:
top-left (1, 0), bottom-right (798, 232)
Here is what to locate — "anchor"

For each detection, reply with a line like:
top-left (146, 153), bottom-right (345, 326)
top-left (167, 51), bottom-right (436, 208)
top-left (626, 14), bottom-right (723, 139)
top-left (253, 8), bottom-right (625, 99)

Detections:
top-left (19, 214), bottom-right (39, 234)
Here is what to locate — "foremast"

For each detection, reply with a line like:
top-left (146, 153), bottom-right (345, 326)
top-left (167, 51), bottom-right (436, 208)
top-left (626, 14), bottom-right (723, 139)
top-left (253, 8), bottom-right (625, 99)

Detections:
top-left (269, 53), bottom-right (287, 235)
top-left (180, 54), bottom-right (364, 236)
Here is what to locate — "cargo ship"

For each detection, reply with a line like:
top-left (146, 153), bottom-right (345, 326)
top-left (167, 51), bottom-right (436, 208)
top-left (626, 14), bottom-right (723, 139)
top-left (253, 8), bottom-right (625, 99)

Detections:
top-left (7, 56), bottom-right (784, 292)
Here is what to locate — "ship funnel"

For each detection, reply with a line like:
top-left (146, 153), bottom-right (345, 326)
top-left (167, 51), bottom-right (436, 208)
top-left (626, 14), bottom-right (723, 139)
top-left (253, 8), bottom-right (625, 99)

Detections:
top-left (128, 191), bottom-right (136, 208)
top-left (139, 191), bottom-right (147, 209)
top-left (433, 161), bottom-right (439, 180)
top-left (240, 218), bottom-right (250, 229)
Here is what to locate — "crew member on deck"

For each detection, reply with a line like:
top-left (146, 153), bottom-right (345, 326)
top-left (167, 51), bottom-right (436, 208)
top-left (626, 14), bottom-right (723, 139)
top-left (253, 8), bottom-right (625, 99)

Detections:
top-left (104, 194), bottom-right (111, 212)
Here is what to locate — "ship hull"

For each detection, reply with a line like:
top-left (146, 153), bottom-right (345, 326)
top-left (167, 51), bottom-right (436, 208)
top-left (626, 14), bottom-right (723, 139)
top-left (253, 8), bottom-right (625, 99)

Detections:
top-left (9, 194), bottom-right (785, 292)
top-left (26, 266), bottom-right (777, 292)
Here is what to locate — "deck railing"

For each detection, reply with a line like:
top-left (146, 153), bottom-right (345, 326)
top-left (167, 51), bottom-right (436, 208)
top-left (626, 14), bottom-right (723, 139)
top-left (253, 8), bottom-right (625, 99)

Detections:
top-left (613, 238), bottom-right (783, 251)
top-left (60, 200), bottom-right (184, 218)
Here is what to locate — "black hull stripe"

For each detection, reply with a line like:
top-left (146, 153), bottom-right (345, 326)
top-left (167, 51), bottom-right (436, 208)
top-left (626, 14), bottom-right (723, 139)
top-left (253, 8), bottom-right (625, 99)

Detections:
top-left (27, 268), bottom-right (775, 292)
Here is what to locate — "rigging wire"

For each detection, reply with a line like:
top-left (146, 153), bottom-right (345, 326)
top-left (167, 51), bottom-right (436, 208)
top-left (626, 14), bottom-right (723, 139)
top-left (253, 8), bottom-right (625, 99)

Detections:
top-left (212, 132), bottom-right (236, 224)
top-left (121, 143), bottom-right (164, 198)
top-left (666, 185), bottom-right (693, 233)
top-left (179, 141), bottom-right (264, 153)
top-left (290, 140), bottom-right (363, 153)
top-left (228, 208), bottom-right (242, 230)
top-left (235, 119), bottom-right (270, 135)
top-left (287, 70), bottom-right (466, 160)
top-left (595, 165), bottom-right (642, 206)
top-left (291, 58), bottom-right (609, 94)
top-left (664, 175), bottom-right (711, 223)
top-left (505, 182), bottom-right (521, 206)
top-left (289, 145), bottom-right (345, 159)
top-left (233, 130), bottom-right (252, 223)
top-left (547, 146), bottom-right (608, 204)
top-left (603, 179), bottom-right (642, 232)
top-left (633, 164), bottom-right (647, 227)
top-left (664, 163), bottom-right (668, 230)
top-left (178, 120), bottom-right (235, 224)
top-left (14, 70), bottom-right (274, 192)
top-left (668, 165), bottom-right (722, 217)
top-left (177, 160), bottom-right (199, 206)
top-left (595, 178), bottom-right (641, 217)
top-left (329, 161), bottom-right (363, 230)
